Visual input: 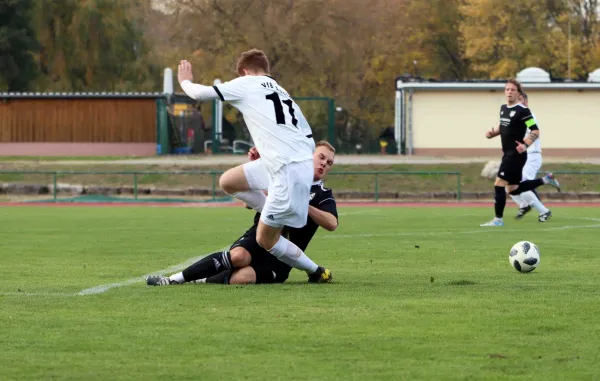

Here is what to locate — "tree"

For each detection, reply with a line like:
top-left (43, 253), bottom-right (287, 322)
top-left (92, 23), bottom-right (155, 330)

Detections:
top-left (152, 0), bottom-right (383, 126)
top-left (405, 0), bottom-right (470, 80)
top-left (460, 0), bottom-right (556, 79)
top-left (460, 0), bottom-right (600, 80)
top-left (556, 0), bottom-right (600, 79)
top-left (34, 0), bottom-right (159, 91)
top-left (0, 0), bottom-right (38, 91)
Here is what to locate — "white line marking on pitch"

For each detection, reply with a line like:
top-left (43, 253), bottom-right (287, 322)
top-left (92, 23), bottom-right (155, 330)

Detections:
top-left (545, 224), bottom-right (600, 231)
top-left (325, 221), bottom-right (600, 239)
top-left (77, 250), bottom-right (222, 295)
top-left (1, 250), bottom-right (221, 297)
top-left (564, 217), bottom-right (600, 222)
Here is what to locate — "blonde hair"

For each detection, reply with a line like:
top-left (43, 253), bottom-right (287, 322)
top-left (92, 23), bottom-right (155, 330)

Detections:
top-left (315, 140), bottom-right (335, 153)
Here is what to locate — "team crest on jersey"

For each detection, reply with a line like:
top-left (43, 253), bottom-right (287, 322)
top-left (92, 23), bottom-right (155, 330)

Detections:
top-left (309, 193), bottom-right (315, 200)
top-left (509, 110), bottom-right (516, 118)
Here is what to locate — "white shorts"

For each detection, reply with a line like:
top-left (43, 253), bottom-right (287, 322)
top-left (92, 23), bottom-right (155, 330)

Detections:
top-left (241, 159), bottom-right (312, 229)
top-left (522, 153), bottom-right (542, 181)
top-left (243, 159), bottom-right (270, 190)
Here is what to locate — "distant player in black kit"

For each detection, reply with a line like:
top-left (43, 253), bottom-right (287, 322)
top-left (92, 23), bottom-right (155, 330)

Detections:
top-left (480, 79), bottom-right (561, 227)
top-left (146, 141), bottom-right (338, 285)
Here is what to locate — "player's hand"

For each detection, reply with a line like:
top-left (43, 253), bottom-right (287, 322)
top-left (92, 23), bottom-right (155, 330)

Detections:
top-left (515, 141), bottom-right (527, 153)
top-left (485, 129), bottom-right (494, 139)
top-left (178, 60), bottom-right (193, 84)
top-left (248, 146), bottom-right (260, 161)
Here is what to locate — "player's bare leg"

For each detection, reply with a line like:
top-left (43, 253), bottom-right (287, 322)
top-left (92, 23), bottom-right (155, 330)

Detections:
top-left (196, 266), bottom-right (257, 285)
top-left (219, 165), bottom-right (266, 212)
top-left (228, 267), bottom-right (257, 284)
top-left (256, 221), bottom-right (332, 283)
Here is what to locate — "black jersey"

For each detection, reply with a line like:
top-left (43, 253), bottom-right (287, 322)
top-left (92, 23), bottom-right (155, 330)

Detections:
top-left (245, 181), bottom-right (338, 280)
top-left (499, 104), bottom-right (538, 155)
top-left (289, 182), bottom-right (337, 251)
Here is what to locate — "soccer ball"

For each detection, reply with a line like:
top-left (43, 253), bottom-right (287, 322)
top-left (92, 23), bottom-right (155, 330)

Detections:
top-left (508, 241), bottom-right (540, 273)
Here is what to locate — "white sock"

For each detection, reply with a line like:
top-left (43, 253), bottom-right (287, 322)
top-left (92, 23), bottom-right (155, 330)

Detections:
top-left (521, 191), bottom-right (549, 214)
top-left (268, 236), bottom-right (319, 274)
top-left (169, 272), bottom-right (185, 284)
top-left (510, 194), bottom-right (523, 207)
top-left (233, 191), bottom-right (266, 212)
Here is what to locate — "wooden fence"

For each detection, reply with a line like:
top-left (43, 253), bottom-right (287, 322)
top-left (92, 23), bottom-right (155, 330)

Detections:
top-left (0, 96), bottom-right (159, 143)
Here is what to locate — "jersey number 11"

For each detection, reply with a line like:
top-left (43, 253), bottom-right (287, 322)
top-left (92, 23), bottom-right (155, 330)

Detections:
top-left (266, 92), bottom-right (298, 128)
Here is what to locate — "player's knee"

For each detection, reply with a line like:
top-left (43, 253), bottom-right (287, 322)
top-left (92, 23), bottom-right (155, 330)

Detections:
top-left (229, 267), bottom-right (256, 284)
top-left (219, 166), bottom-right (247, 194)
top-left (256, 224), bottom-right (279, 251)
top-left (230, 247), bottom-right (251, 267)
top-left (219, 170), bottom-right (235, 194)
top-left (256, 233), bottom-right (275, 251)
top-left (506, 184), bottom-right (519, 195)
top-left (494, 177), bottom-right (507, 187)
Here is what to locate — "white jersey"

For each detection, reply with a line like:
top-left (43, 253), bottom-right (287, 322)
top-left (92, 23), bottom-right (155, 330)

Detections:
top-left (213, 75), bottom-right (315, 172)
top-left (526, 111), bottom-right (542, 154)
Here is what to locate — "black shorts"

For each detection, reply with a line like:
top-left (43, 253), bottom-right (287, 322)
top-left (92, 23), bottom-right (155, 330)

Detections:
top-left (497, 153), bottom-right (527, 185)
top-left (230, 228), bottom-right (291, 284)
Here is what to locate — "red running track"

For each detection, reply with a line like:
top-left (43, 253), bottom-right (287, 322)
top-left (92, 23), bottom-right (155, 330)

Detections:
top-left (1, 201), bottom-right (599, 208)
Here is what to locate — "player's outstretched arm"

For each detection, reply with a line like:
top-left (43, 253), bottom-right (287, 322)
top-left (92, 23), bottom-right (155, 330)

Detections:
top-left (308, 206), bottom-right (338, 231)
top-left (177, 60), bottom-right (220, 101)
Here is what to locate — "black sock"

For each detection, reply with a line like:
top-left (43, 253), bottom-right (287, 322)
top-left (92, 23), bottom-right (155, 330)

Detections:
top-left (205, 270), bottom-right (232, 284)
top-left (509, 178), bottom-right (544, 195)
top-left (494, 186), bottom-right (506, 218)
top-left (182, 251), bottom-right (232, 282)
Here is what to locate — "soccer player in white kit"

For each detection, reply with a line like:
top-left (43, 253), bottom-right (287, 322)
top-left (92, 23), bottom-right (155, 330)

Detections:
top-left (176, 49), bottom-right (332, 283)
top-left (511, 91), bottom-right (552, 222)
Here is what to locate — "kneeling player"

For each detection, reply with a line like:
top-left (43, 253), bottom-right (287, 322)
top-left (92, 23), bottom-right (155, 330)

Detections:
top-left (146, 141), bottom-right (338, 285)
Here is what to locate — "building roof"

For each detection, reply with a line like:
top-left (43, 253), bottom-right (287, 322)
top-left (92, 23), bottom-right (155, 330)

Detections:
top-left (395, 78), bottom-right (600, 91)
top-left (0, 92), bottom-right (165, 99)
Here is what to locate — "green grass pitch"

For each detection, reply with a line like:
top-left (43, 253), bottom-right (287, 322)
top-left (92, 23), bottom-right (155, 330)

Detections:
top-left (1, 205), bottom-right (599, 380)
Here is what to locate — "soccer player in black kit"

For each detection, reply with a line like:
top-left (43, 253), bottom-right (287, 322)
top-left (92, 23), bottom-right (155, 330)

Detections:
top-left (146, 141), bottom-right (338, 285)
top-left (480, 79), bottom-right (561, 227)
